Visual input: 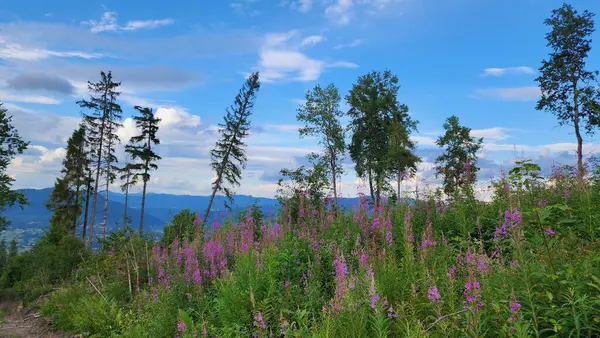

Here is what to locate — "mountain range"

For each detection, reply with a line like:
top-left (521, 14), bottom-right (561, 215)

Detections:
top-left (2, 188), bottom-right (360, 249)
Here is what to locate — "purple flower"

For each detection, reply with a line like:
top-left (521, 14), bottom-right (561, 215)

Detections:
top-left (537, 200), bottom-right (549, 208)
top-left (253, 312), bottom-right (266, 329)
top-left (495, 208), bottom-right (521, 240)
top-left (427, 286), bottom-right (441, 303)
top-left (544, 228), bottom-right (555, 237)
top-left (176, 320), bottom-right (186, 333)
top-left (370, 294), bottom-right (381, 309)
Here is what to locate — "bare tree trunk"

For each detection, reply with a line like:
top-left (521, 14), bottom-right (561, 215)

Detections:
top-left (89, 149), bottom-right (103, 248)
top-left (103, 171), bottom-right (109, 241)
top-left (397, 171), bottom-right (401, 203)
top-left (72, 184), bottom-right (80, 236)
top-left (202, 186), bottom-right (219, 234)
top-left (572, 78), bottom-right (585, 180)
top-left (123, 175), bottom-right (129, 231)
top-left (367, 168), bottom-right (374, 204)
top-left (139, 176), bottom-right (148, 234)
top-left (330, 153), bottom-right (338, 209)
top-left (82, 174), bottom-right (92, 240)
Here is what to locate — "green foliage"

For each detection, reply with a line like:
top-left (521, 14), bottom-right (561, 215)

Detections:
top-left (297, 83), bottom-right (346, 207)
top-left (276, 155), bottom-right (330, 215)
top-left (346, 70), bottom-right (418, 205)
top-left (78, 70), bottom-right (123, 246)
top-left (0, 101), bottom-right (29, 231)
top-left (434, 115), bottom-right (483, 196)
top-left (125, 106), bottom-right (161, 233)
top-left (162, 209), bottom-right (196, 245)
top-left (203, 72), bottom-right (261, 226)
top-left (536, 3), bottom-right (600, 177)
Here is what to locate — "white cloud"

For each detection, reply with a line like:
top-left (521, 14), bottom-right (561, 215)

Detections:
top-left (325, 0), bottom-right (354, 25)
top-left (256, 30), bottom-right (357, 82)
top-left (121, 19), bottom-right (174, 31)
top-left (0, 91), bottom-right (60, 105)
top-left (230, 0), bottom-right (261, 16)
top-left (481, 66), bottom-right (534, 77)
top-left (0, 39), bottom-right (107, 61)
top-left (471, 127), bottom-right (512, 141)
top-left (333, 39), bottom-right (363, 50)
top-left (297, 0), bottom-right (313, 12)
top-left (471, 87), bottom-right (541, 101)
top-left (301, 35), bottom-right (325, 47)
top-left (82, 10), bottom-right (174, 33)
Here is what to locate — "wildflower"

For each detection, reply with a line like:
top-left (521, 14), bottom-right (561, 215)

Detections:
top-left (279, 314), bottom-right (289, 336)
top-left (192, 270), bottom-right (202, 285)
top-left (193, 214), bottom-right (201, 227)
top-left (284, 281), bottom-right (290, 288)
top-left (537, 200), bottom-right (548, 208)
top-left (331, 256), bottom-right (348, 312)
top-left (176, 320), bottom-right (186, 333)
top-left (359, 252), bottom-right (368, 267)
top-left (387, 306), bottom-right (398, 319)
top-left (509, 291), bottom-right (521, 323)
top-left (476, 257), bottom-right (489, 274)
top-left (447, 266), bottom-right (458, 281)
top-left (370, 294), bottom-right (381, 309)
top-left (253, 312), bottom-right (266, 329)
top-left (462, 279), bottom-right (483, 312)
top-left (408, 234), bottom-right (414, 242)
top-left (494, 208), bottom-right (521, 240)
top-left (544, 228), bottom-right (555, 237)
top-left (427, 286), bottom-right (441, 303)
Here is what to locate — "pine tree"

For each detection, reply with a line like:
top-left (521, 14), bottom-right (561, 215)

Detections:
top-left (296, 84), bottom-right (345, 208)
top-left (434, 115), bottom-right (483, 196)
top-left (0, 102), bottom-right (29, 231)
top-left (125, 106), bottom-right (161, 234)
top-left (78, 71), bottom-right (122, 246)
top-left (119, 162), bottom-right (138, 230)
top-left (536, 4), bottom-right (600, 179)
top-left (202, 72), bottom-right (261, 229)
top-left (0, 240), bottom-right (6, 274)
top-left (46, 126), bottom-right (89, 236)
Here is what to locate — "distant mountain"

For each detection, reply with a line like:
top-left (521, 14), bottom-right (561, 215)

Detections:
top-left (2, 188), bottom-right (363, 250)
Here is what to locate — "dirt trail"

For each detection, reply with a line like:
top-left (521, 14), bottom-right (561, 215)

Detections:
top-left (0, 301), bottom-right (66, 338)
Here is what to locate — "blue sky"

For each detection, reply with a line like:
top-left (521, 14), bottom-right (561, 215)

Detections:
top-left (2, 0), bottom-right (600, 198)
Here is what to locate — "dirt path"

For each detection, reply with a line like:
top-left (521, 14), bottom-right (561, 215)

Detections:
top-left (0, 301), bottom-right (66, 338)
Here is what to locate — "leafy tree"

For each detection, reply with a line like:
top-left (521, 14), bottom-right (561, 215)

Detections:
top-left (161, 208), bottom-right (196, 245)
top-left (296, 84), bottom-right (346, 208)
top-left (119, 162), bottom-right (138, 230)
top-left (0, 102), bottom-right (29, 231)
top-left (0, 240), bottom-right (7, 274)
top-left (276, 154), bottom-right (330, 213)
top-left (346, 70), bottom-right (417, 205)
top-left (125, 106), bottom-right (161, 234)
top-left (8, 239), bottom-right (17, 257)
top-left (46, 126), bottom-right (89, 235)
top-left (387, 110), bottom-right (421, 200)
top-left (78, 71), bottom-right (122, 246)
top-left (434, 115), bottom-right (483, 196)
top-left (536, 3), bottom-right (600, 179)
top-left (202, 72), bottom-right (260, 228)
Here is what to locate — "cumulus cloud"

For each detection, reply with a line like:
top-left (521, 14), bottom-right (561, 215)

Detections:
top-left (255, 30), bottom-right (357, 82)
top-left (81, 10), bottom-right (174, 33)
top-left (481, 66), bottom-right (534, 77)
top-left (6, 73), bottom-right (75, 95)
top-left (471, 87), bottom-right (541, 101)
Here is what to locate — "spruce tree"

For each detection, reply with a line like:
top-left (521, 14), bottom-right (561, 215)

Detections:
top-left (78, 71), bottom-right (122, 246)
top-left (46, 125), bottom-right (89, 235)
top-left (296, 84), bottom-right (345, 208)
top-left (125, 106), bottom-right (161, 234)
top-left (202, 72), bottom-right (260, 229)
top-left (0, 102), bottom-right (29, 231)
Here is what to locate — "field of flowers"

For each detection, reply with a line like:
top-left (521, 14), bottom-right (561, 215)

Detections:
top-left (37, 162), bottom-right (600, 337)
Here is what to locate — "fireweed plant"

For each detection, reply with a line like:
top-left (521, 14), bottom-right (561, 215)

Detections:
top-left (19, 163), bottom-right (600, 337)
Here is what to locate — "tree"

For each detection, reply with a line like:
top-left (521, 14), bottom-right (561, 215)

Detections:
top-left (46, 126), bottom-right (89, 236)
top-left (0, 102), bottom-right (29, 231)
top-left (119, 162), bottom-right (138, 230)
top-left (202, 72), bottom-right (261, 229)
top-left (434, 115), bottom-right (483, 196)
top-left (536, 3), bottom-right (600, 179)
top-left (346, 70), bottom-right (417, 205)
top-left (125, 106), bottom-right (161, 234)
top-left (387, 110), bottom-right (421, 200)
top-left (296, 84), bottom-right (345, 208)
top-left (276, 155), bottom-right (330, 213)
top-left (8, 239), bottom-right (17, 257)
top-left (78, 71), bottom-right (122, 246)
